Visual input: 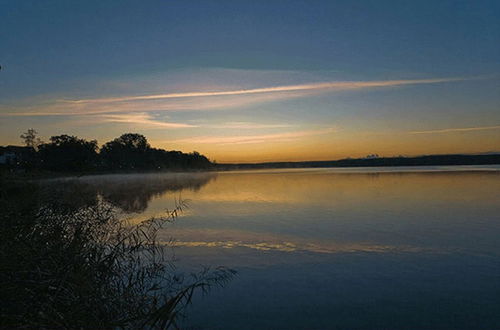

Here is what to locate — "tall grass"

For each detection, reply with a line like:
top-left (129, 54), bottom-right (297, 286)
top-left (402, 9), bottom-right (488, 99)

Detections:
top-left (0, 178), bottom-right (235, 329)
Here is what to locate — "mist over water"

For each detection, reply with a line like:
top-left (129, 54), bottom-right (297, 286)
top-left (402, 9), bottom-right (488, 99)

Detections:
top-left (41, 166), bottom-right (500, 329)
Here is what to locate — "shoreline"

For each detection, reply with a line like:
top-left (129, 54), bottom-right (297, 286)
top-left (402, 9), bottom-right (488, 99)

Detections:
top-left (3, 153), bottom-right (500, 180)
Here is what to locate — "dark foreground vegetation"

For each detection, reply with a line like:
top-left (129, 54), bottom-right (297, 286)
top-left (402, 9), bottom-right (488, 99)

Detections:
top-left (0, 130), bottom-right (212, 174)
top-left (0, 176), bottom-right (234, 328)
top-left (218, 153), bottom-right (500, 170)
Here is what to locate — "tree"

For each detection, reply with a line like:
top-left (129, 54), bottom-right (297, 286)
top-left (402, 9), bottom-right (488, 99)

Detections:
top-left (101, 133), bottom-right (151, 170)
top-left (20, 129), bottom-right (43, 150)
top-left (104, 133), bottom-right (150, 151)
top-left (38, 135), bottom-right (98, 171)
top-left (14, 130), bottom-right (214, 172)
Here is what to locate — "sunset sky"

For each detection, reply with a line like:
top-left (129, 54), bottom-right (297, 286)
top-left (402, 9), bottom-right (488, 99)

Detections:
top-left (1, 0), bottom-right (499, 163)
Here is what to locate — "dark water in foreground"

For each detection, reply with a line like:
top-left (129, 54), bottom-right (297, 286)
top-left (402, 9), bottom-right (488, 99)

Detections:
top-left (46, 166), bottom-right (500, 329)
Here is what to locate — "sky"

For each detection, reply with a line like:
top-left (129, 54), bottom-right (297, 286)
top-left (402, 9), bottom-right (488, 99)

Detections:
top-left (1, 0), bottom-right (499, 163)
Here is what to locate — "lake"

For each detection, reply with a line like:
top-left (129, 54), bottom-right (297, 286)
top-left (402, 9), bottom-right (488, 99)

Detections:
top-left (45, 166), bottom-right (500, 329)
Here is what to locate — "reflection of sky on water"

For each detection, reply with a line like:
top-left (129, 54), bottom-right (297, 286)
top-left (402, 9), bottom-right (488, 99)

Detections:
top-left (151, 167), bottom-right (500, 257)
top-left (162, 167), bottom-right (500, 329)
top-left (46, 167), bottom-right (500, 329)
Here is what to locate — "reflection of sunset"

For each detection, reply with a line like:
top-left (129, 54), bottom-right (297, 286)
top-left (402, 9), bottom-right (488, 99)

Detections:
top-left (168, 240), bottom-right (421, 254)
top-left (182, 170), bottom-right (500, 207)
top-left (161, 228), bottom-right (428, 254)
top-left (63, 169), bottom-right (499, 266)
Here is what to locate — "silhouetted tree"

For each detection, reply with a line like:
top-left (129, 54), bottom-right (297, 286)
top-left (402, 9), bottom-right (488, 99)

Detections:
top-left (145, 149), bottom-right (212, 170)
top-left (6, 131), bottom-right (214, 172)
top-left (186, 151), bottom-right (212, 168)
top-left (38, 135), bottom-right (98, 171)
top-left (101, 133), bottom-right (151, 170)
top-left (20, 128), bottom-right (43, 150)
top-left (107, 133), bottom-right (150, 151)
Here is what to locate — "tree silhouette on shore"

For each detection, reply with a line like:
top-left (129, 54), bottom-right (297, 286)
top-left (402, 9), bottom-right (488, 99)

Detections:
top-left (5, 131), bottom-right (213, 173)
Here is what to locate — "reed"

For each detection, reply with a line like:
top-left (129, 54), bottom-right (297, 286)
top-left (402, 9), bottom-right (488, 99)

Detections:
top-left (0, 179), bottom-right (235, 329)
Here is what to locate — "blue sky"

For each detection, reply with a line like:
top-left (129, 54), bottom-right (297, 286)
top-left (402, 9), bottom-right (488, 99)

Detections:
top-left (1, 0), bottom-right (499, 162)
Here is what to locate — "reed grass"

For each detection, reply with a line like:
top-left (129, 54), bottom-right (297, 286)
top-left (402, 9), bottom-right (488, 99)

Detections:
top-left (0, 178), bottom-right (235, 329)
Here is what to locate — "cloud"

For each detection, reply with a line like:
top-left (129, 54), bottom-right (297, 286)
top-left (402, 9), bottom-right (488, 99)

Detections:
top-left (1, 77), bottom-right (466, 118)
top-left (64, 112), bottom-right (197, 129)
top-left (66, 77), bottom-right (463, 104)
top-left (208, 121), bottom-right (294, 129)
top-left (2, 90), bottom-right (310, 117)
top-left (96, 112), bottom-right (197, 129)
top-left (410, 125), bottom-right (500, 134)
top-left (170, 127), bottom-right (336, 145)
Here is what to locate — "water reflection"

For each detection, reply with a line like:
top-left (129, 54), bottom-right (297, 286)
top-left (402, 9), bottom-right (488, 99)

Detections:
top-left (39, 167), bottom-right (500, 329)
top-left (43, 172), bottom-right (217, 213)
top-left (170, 239), bottom-right (427, 254)
top-left (154, 168), bottom-right (500, 257)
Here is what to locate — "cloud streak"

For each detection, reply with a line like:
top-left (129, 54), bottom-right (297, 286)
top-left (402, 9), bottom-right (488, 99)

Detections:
top-left (2, 90), bottom-right (311, 117)
top-left (208, 121), bottom-right (294, 129)
top-left (410, 125), bottom-right (500, 134)
top-left (96, 112), bottom-right (197, 128)
top-left (2, 77), bottom-right (465, 118)
top-left (170, 127), bottom-right (336, 145)
top-left (66, 77), bottom-right (463, 104)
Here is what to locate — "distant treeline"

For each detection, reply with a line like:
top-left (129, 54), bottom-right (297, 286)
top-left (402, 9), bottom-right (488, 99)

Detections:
top-left (0, 132), bottom-right (212, 172)
top-left (217, 154), bottom-right (500, 170)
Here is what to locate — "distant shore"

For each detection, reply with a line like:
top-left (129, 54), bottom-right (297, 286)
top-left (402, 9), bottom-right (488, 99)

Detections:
top-left (216, 154), bottom-right (500, 171)
top-left (3, 153), bottom-right (500, 180)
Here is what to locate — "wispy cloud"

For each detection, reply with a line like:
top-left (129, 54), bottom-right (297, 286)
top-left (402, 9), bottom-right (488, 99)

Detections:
top-left (170, 127), bottom-right (336, 145)
top-left (65, 112), bottom-right (196, 129)
top-left (2, 90), bottom-right (310, 117)
top-left (208, 121), bottom-right (294, 129)
top-left (410, 125), bottom-right (500, 134)
top-left (1, 77), bottom-right (466, 118)
top-left (66, 77), bottom-right (463, 104)
top-left (96, 112), bottom-right (197, 129)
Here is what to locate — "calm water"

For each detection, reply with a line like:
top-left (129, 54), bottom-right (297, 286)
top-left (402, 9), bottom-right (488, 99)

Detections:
top-left (46, 166), bottom-right (500, 329)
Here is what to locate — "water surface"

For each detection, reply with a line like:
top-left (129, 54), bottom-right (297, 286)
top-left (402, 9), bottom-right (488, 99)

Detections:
top-left (46, 166), bottom-right (500, 329)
